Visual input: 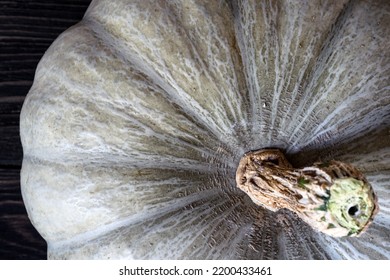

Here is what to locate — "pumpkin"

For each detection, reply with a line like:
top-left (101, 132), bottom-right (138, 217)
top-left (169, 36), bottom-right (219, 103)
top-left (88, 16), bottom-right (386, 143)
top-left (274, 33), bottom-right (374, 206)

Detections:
top-left (20, 0), bottom-right (390, 259)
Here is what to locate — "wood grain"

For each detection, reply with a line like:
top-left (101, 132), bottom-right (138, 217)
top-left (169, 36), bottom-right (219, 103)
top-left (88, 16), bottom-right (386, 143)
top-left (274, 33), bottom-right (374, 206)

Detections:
top-left (0, 0), bottom-right (91, 260)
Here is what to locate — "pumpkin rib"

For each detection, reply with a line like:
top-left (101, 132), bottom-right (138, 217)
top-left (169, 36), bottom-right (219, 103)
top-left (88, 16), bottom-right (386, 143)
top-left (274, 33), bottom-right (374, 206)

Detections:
top-left (50, 185), bottom-right (254, 258)
top-left (86, 17), bottom-right (241, 153)
top-left (79, 24), bottom-right (233, 162)
top-left (168, 0), bottom-right (251, 131)
top-left (288, 14), bottom-right (389, 153)
top-left (231, 0), bottom-right (349, 149)
top-left (287, 0), bottom-right (390, 152)
top-left (48, 186), bottom-right (223, 249)
top-left (83, 0), bottom-right (251, 152)
top-left (22, 156), bottom-right (224, 244)
top-left (278, 0), bottom-right (351, 141)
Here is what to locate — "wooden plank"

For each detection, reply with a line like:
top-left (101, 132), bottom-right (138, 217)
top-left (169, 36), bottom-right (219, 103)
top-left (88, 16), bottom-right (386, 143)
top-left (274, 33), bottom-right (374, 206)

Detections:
top-left (0, 167), bottom-right (47, 260)
top-left (0, 100), bottom-right (23, 126)
top-left (0, 127), bottom-right (23, 165)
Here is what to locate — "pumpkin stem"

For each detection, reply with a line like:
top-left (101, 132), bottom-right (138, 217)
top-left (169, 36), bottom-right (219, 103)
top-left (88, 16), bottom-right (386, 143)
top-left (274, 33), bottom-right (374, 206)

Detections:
top-left (235, 149), bottom-right (378, 237)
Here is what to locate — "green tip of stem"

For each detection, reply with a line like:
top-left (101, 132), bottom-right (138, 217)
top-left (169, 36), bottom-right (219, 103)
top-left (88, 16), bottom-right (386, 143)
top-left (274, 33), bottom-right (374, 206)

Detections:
top-left (327, 178), bottom-right (376, 235)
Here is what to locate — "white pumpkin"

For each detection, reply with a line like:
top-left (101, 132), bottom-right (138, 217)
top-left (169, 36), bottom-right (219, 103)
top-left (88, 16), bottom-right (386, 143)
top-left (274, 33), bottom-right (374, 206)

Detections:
top-left (20, 0), bottom-right (390, 259)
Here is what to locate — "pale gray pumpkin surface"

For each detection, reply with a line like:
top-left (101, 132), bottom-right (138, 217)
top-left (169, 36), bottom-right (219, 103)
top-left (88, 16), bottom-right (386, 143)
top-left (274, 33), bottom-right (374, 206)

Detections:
top-left (20, 0), bottom-right (389, 259)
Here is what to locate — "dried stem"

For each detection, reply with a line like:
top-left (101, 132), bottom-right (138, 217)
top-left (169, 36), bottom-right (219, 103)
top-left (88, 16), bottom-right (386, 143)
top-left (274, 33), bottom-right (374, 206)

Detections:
top-left (236, 149), bottom-right (378, 237)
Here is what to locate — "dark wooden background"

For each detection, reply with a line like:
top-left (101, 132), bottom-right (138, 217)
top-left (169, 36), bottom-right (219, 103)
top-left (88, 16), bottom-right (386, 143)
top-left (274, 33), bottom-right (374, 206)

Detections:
top-left (0, 0), bottom-right (92, 260)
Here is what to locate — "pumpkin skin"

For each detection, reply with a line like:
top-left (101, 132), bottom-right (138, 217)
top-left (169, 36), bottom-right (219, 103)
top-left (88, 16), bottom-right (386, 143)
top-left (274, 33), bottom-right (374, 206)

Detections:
top-left (20, 0), bottom-right (390, 259)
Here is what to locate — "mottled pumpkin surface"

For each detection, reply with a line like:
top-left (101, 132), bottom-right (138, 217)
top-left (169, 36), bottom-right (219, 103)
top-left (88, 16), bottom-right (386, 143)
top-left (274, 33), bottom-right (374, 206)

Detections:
top-left (21, 0), bottom-right (389, 259)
